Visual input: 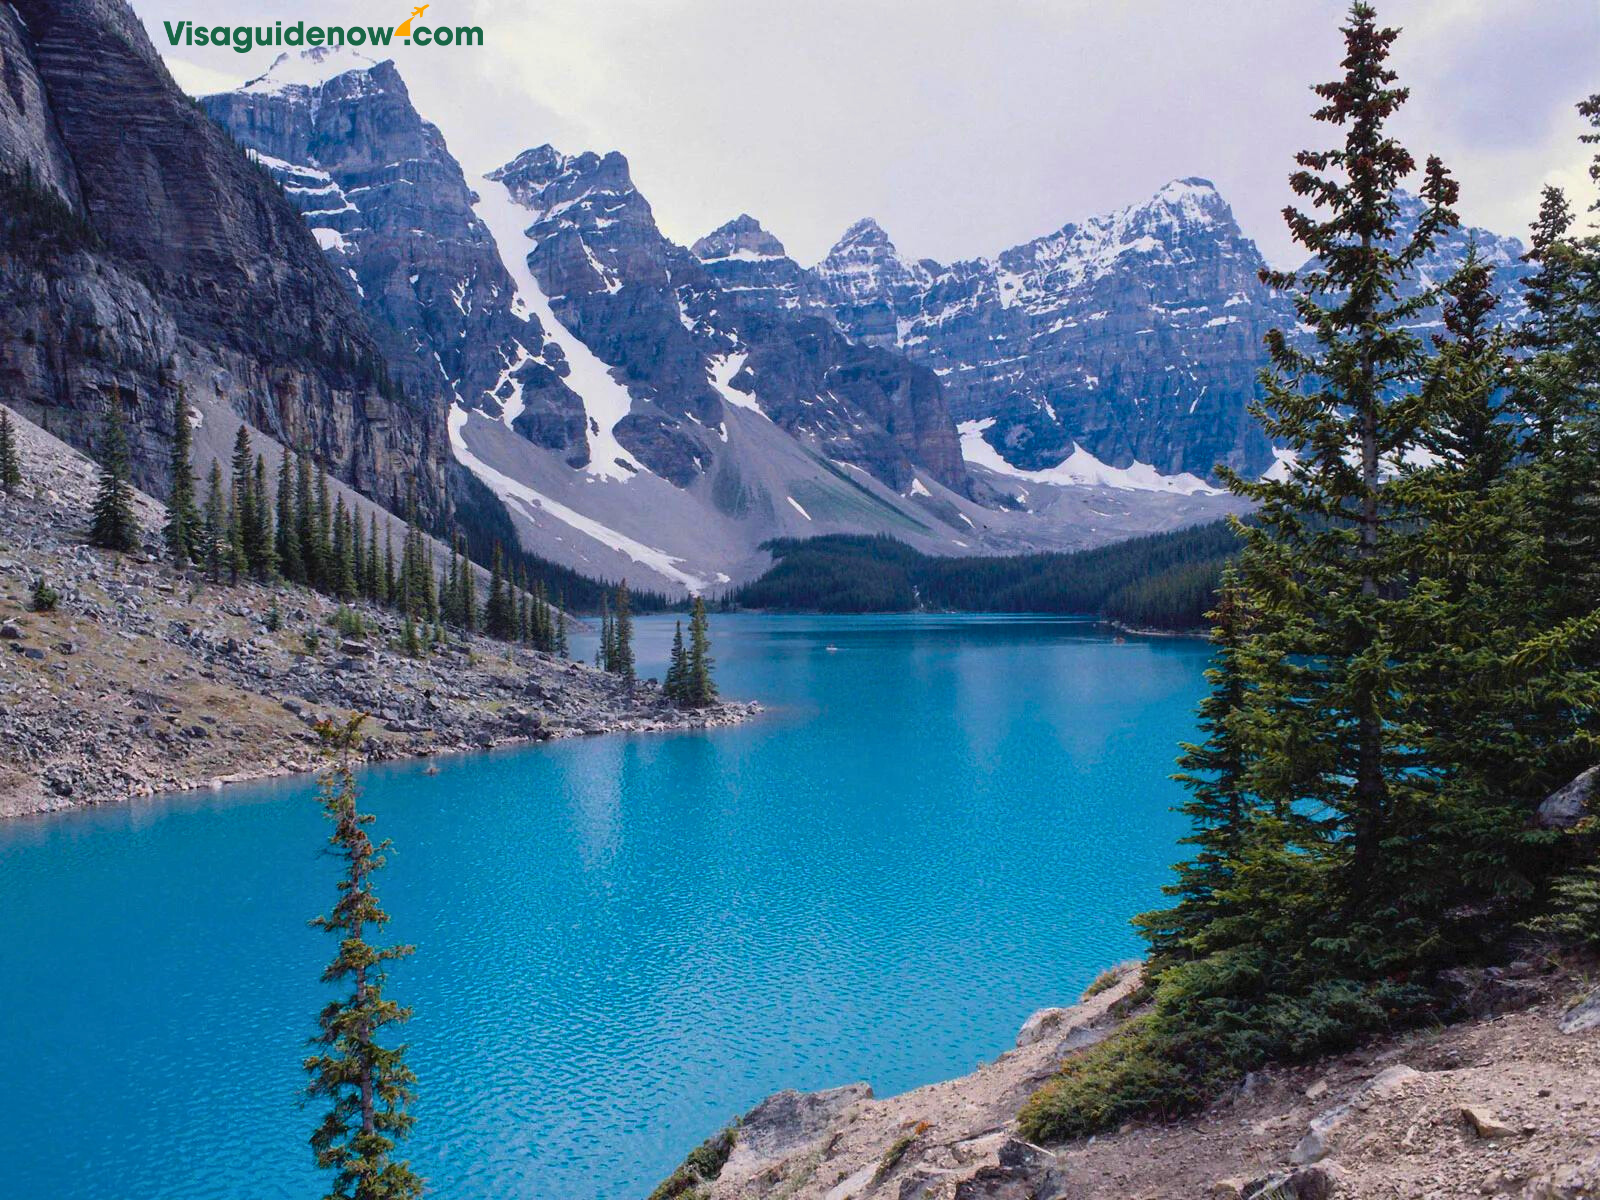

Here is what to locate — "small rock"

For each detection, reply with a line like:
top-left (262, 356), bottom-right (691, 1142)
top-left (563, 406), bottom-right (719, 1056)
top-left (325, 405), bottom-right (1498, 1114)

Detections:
top-left (1461, 1105), bottom-right (1515, 1139)
top-left (22, 647), bottom-right (46, 660)
top-left (1212, 1178), bottom-right (1248, 1199)
top-left (0, 621), bottom-right (22, 640)
top-left (1305, 1079), bottom-right (1329, 1102)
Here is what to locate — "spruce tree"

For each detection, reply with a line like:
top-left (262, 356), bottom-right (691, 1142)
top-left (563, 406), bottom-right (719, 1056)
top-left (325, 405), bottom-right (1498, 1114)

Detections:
top-left (305, 716), bottom-right (422, 1200)
top-left (297, 453), bottom-right (320, 588)
top-left (1135, 572), bottom-right (1254, 973)
top-left (555, 601), bottom-right (570, 659)
top-left (226, 486), bottom-right (248, 585)
top-left (596, 598), bottom-right (611, 669)
top-left (230, 426), bottom-right (257, 574)
top-left (365, 515), bottom-right (381, 603)
top-left (333, 498), bottom-right (357, 601)
top-left (665, 621), bottom-right (687, 705)
top-left (251, 455), bottom-right (277, 579)
top-left (278, 454), bottom-right (305, 584)
top-left (89, 392), bottom-right (141, 554)
top-left (163, 389), bottom-right (202, 566)
top-left (383, 527), bottom-right (397, 609)
top-left (687, 595), bottom-right (716, 706)
top-left (316, 472), bottom-right (336, 591)
top-left (612, 583), bottom-right (635, 683)
top-left (1223, 0), bottom-right (1460, 927)
top-left (202, 461), bottom-right (226, 582)
top-left (0, 406), bottom-right (22, 495)
top-left (485, 546), bottom-right (515, 640)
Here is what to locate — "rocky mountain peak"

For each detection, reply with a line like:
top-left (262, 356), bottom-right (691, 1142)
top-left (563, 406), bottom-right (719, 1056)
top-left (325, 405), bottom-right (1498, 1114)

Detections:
top-left (691, 214), bottom-right (788, 262)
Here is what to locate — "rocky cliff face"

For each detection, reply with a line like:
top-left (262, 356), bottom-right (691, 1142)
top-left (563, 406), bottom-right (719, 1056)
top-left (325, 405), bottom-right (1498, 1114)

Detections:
top-left (0, 0), bottom-right (446, 509)
top-left (199, 50), bottom-right (593, 469)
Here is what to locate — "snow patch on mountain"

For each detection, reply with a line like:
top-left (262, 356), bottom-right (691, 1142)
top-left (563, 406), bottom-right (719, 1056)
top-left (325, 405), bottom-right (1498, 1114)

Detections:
top-left (472, 177), bottom-right (645, 482)
top-left (959, 419), bottom-right (1219, 495)
top-left (448, 407), bottom-right (710, 590)
top-left (242, 47), bottom-right (377, 96)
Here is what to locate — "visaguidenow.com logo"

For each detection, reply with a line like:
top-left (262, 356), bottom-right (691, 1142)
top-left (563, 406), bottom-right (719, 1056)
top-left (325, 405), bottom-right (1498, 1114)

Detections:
top-left (164, 5), bottom-right (482, 53)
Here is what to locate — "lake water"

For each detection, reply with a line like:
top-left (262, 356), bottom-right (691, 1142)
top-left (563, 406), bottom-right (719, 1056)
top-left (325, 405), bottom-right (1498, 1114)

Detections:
top-left (0, 614), bottom-right (1211, 1200)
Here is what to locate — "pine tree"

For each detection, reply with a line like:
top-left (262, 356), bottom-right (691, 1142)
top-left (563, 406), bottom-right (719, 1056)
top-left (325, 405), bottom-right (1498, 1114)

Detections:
top-left (612, 583), bottom-right (635, 683)
top-left (596, 598), bottom-right (611, 669)
top-left (555, 600), bottom-right (570, 659)
top-left (485, 546), bottom-right (516, 640)
top-left (251, 455), bottom-right (277, 579)
top-left (89, 392), bottom-right (141, 554)
top-left (202, 461), bottom-right (226, 582)
top-left (163, 389), bottom-right (202, 566)
top-left (278, 454), bottom-right (305, 584)
top-left (305, 716), bottom-right (423, 1200)
top-left (230, 426), bottom-right (258, 574)
top-left (0, 406), bottom-right (22, 495)
top-left (297, 453), bottom-right (320, 589)
top-left (1223, 0), bottom-right (1460, 927)
top-left (665, 620), bottom-right (687, 705)
top-left (365, 515), bottom-right (382, 603)
top-left (460, 541), bottom-right (478, 633)
top-left (316, 471), bottom-right (336, 591)
top-left (1135, 572), bottom-right (1255, 973)
top-left (225, 486), bottom-right (248, 585)
top-left (686, 595), bottom-right (716, 706)
top-left (333, 498), bottom-right (358, 600)
top-left (382, 527), bottom-right (397, 609)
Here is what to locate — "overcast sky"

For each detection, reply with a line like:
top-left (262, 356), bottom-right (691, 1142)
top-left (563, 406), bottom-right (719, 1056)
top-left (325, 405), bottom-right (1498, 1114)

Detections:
top-left (143, 0), bottom-right (1598, 269)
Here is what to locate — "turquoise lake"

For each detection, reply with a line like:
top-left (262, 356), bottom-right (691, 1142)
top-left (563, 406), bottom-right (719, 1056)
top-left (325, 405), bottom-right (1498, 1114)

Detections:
top-left (0, 614), bottom-right (1211, 1199)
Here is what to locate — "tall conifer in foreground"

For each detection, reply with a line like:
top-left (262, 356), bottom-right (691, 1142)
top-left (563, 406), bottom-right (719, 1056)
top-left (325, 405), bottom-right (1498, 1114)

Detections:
top-left (305, 717), bottom-right (422, 1200)
top-left (163, 390), bottom-right (202, 566)
top-left (0, 407), bottom-right (22, 495)
top-left (664, 621), bottom-right (687, 704)
top-left (278, 453), bottom-right (305, 584)
top-left (201, 461), bottom-right (226, 582)
top-left (89, 392), bottom-right (141, 553)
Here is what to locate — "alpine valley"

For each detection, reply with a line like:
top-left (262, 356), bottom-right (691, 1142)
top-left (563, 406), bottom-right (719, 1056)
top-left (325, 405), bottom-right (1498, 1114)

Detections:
top-left (1, 7), bottom-right (1531, 594)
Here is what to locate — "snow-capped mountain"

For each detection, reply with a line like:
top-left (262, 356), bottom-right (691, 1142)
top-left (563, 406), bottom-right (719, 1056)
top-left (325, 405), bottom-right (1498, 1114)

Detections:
top-left (199, 49), bottom-right (594, 470)
top-left (194, 47), bottom-right (1530, 592)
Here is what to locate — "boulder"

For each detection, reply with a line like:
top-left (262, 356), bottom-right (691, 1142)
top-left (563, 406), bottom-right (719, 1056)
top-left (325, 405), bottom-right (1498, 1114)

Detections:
top-left (722, 1084), bottom-right (872, 1175)
top-left (1559, 989), bottom-right (1600, 1035)
top-left (1537, 766), bottom-right (1598, 830)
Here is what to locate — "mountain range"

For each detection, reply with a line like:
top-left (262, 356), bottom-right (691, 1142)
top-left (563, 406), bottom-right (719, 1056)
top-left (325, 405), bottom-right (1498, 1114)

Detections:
top-left (0, 8), bottom-right (1534, 594)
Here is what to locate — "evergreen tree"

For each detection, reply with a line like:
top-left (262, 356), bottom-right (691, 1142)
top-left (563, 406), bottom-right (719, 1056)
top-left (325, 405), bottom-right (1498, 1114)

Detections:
top-left (89, 392), bottom-right (141, 554)
top-left (163, 389), bottom-right (202, 566)
top-left (225, 486), bottom-right (248, 585)
top-left (383, 527), bottom-right (397, 610)
top-left (278, 454), bottom-right (305, 585)
top-left (251, 455), bottom-right (277, 579)
top-left (365, 515), bottom-right (381, 603)
top-left (230, 426), bottom-right (258, 574)
top-left (297, 454), bottom-right (320, 589)
top-left (202, 461), bottom-right (226, 583)
top-left (485, 546), bottom-right (516, 640)
top-left (460, 541), bottom-right (478, 633)
top-left (686, 595), bottom-right (715, 706)
top-left (1222, 0), bottom-right (1460, 931)
top-left (305, 716), bottom-right (422, 1200)
top-left (664, 621), bottom-right (687, 705)
top-left (596, 598), bottom-right (612, 669)
top-left (1135, 572), bottom-right (1255, 973)
top-left (316, 472), bottom-right (336, 591)
top-left (612, 583), bottom-right (635, 683)
top-left (0, 406), bottom-right (22, 495)
top-left (555, 600), bottom-right (570, 659)
top-left (331, 499), bottom-right (354, 600)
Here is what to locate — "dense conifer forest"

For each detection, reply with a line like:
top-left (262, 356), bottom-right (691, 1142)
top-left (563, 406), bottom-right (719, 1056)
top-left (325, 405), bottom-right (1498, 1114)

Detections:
top-left (728, 522), bottom-right (1242, 630)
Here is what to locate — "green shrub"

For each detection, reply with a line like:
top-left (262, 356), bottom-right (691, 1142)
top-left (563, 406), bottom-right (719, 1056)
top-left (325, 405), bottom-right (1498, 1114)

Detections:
top-left (29, 578), bottom-right (59, 612)
top-left (330, 605), bottom-right (366, 637)
top-left (647, 1124), bottom-right (737, 1200)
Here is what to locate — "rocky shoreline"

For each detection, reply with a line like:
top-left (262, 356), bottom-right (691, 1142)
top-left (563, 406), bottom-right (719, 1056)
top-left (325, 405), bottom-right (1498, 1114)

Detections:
top-left (658, 959), bottom-right (1600, 1199)
top-left (0, 408), bottom-right (757, 820)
